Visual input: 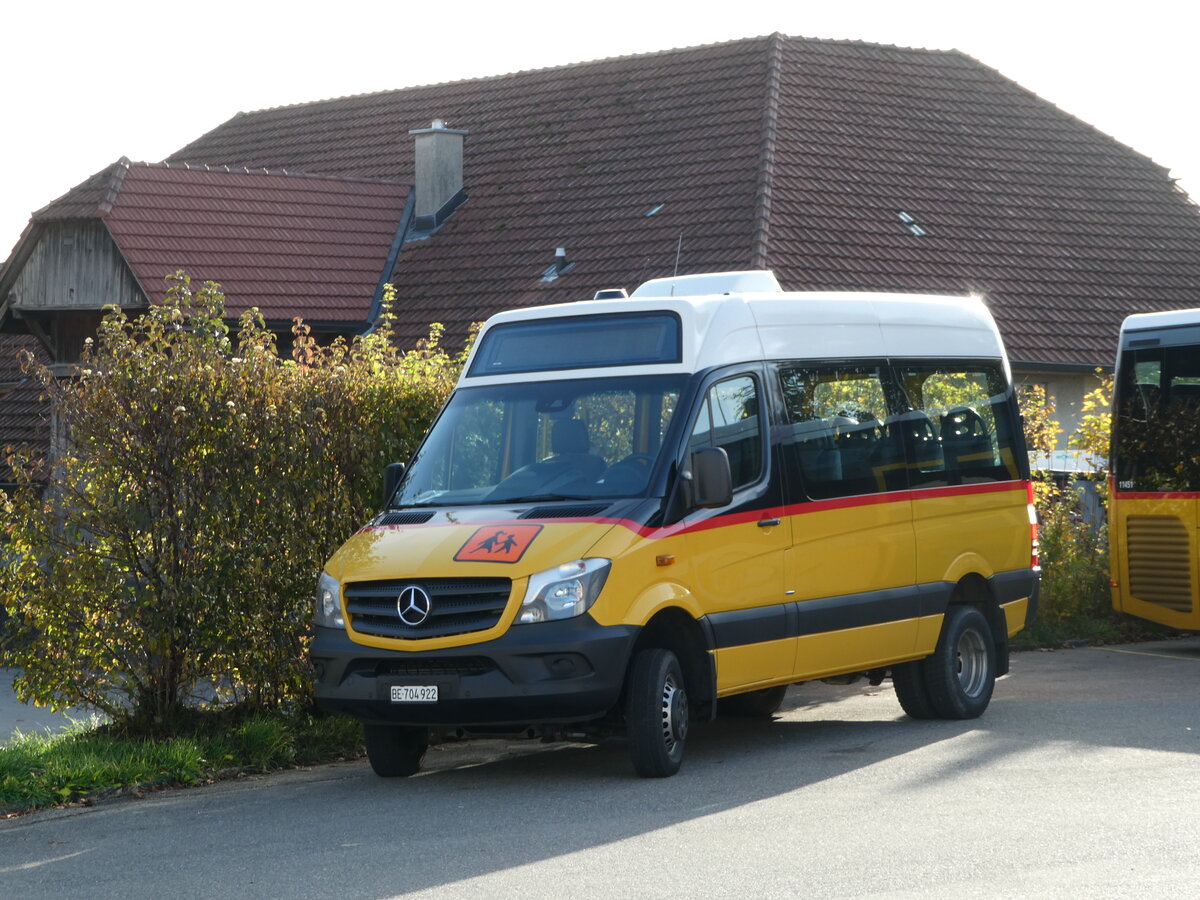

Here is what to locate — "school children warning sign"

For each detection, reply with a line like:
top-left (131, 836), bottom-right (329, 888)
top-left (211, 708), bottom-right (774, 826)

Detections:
top-left (454, 524), bottom-right (544, 563)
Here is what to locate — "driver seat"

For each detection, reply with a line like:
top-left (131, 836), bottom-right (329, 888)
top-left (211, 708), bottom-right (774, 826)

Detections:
top-left (547, 419), bottom-right (606, 481)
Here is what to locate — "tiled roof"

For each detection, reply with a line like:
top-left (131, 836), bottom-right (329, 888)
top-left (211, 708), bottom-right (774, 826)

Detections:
top-left (0, 334), bottom-right (49, 482)
top-left (170, 38), bottom-right (771, 346)
top-left (33, 162), bottom-right (413, 324)
top-left (166, 33), bottom-right (1200, 368)
top-left (760, 38), bottom-right (1200, 368)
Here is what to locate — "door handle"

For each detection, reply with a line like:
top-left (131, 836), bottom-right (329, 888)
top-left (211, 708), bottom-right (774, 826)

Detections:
top-left (757, 518), bottom-right (781, 528)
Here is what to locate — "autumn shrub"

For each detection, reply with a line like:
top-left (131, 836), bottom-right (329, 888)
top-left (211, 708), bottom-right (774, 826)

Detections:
top-left (0, 274), bottom-right (463, 731)
top-left (1017, 372), bottom-right (1136, 639)
top-left (1035, 491), bottom-right (1111, 625)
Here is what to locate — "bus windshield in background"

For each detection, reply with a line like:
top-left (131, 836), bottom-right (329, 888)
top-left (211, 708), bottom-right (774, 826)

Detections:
top-left (394, 374), bottom-right (688, 507)
top-left (1114, 342), bottom-right (1200, 492)
top-left (467, 312), bottom-right (682, 376)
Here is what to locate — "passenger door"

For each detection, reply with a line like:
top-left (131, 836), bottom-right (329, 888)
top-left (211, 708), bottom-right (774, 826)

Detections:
top-left (775, 363), bottom-right (919, 679)
top-left (682, 371), bottom-right (794, 692)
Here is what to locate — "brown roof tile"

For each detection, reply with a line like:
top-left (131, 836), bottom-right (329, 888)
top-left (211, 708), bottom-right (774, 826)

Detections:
top-left (171, 37), bottom-right (771, 345)
top-left (759, 38), bottom-right (1200, 367)
top-left (32, 162), bottom-right (413, 324)
top-left (0, 334), bottom-right (49, 482)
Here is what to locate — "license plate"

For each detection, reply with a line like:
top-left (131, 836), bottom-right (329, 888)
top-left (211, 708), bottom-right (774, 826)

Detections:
top-left (390, 685), bottom-right (438, 703)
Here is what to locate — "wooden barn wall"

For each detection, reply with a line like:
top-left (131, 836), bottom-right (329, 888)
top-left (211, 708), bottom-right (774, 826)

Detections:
top-left (9, 220), bottom-right (145, 310)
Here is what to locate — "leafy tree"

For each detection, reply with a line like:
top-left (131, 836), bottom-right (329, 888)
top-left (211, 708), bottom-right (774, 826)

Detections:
top-left (0, 274), bottom-right (464, 731)
top-left (1018, 383), bottom-right (1062, 506)
top-left (1069, 369), bottom-right (1113, 475)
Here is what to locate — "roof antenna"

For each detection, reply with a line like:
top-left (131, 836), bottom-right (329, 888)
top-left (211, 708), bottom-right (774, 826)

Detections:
top-left (674, 234), bottom-right (683, 276)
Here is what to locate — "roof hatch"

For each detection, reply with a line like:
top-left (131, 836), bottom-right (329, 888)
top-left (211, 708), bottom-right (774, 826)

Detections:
top-left (631, 270), bottom-right (783, 298)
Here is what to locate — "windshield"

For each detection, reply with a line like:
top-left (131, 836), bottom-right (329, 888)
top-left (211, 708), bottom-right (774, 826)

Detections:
top-left (1114, 342), bottom-right (1200, 491)
top-left (394, 374), bottom-right (689, 506)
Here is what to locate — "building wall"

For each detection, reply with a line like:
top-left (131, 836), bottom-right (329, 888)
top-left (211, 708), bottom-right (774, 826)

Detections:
top-left (1015, 367), bottom-right (1109, 472)
top-left (9, 221), bottom-right (145, 312)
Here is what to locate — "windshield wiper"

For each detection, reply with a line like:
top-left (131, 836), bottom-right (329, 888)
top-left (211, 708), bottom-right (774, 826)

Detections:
top-left (489, 493), bottom-right (598, 504)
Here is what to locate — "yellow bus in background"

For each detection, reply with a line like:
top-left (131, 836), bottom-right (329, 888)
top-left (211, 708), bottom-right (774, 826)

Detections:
top-left (1110, 309), bottom-right (1200, 629)
top-left (311, 270), bottom-right (1040, 778)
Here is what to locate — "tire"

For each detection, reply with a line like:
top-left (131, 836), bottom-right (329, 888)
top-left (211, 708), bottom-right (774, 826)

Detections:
top-left (891, 660), bottom-right (937, 719)
top-left (363, 723), bottom-right (429, 777)
top-left (625, 648), bottom-right (689, 778)
top-left (718, 684), bottom-right (788, 718)
top-left (923, 605), bottom-right (996, 719)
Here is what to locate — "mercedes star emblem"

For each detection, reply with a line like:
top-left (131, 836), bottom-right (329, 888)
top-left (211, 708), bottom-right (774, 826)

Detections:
top-left (396, 585), bottom-right (433, 627)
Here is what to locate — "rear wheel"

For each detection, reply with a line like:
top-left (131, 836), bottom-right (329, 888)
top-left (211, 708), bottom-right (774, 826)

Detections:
top-left (625, 648), bottom-right (689, 778)
top-left (363, 723), bottom-right (429, 777)
top-left (719, 684), bottom-right (788, 718)
top-left (923, 605), bottom-right (996, 719)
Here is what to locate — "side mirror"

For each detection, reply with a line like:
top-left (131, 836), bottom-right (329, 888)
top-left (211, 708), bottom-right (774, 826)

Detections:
top-left (688, 447), bottom-right (733, 509)
top-left (381, 462), bottom-right (406, 508)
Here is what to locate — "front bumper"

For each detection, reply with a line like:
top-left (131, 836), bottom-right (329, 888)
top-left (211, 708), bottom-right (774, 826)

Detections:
top-left (311, 616), bottom-right (639, 728)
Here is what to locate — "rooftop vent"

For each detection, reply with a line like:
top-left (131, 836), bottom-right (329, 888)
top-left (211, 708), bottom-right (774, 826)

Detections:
top-left (897, 210), bottom-right (926, 237)
top-left (593, 288), bottom-right (628, 300)
top-left (541, 247), bottom-right (575, 282)
top-left (631, 270), bottom-right (783, 298)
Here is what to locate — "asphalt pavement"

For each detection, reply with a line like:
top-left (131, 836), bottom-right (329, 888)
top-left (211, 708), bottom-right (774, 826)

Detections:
top-left (2, 636), bottom-right (1199, 898)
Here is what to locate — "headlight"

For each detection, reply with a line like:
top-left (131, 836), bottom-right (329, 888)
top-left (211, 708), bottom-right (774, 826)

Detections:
top-left (314, 571), bottom-right (344, 629)
top-left (515, 559), bottom-right (611, 625)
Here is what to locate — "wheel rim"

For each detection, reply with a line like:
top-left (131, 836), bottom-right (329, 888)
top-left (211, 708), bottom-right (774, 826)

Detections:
top-left (660, 671), bottom-right (689, 752)
top-left (955, 627), bottom-right (988, 698)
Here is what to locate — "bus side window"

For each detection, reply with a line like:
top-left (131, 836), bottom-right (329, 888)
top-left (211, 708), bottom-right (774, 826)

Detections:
top-left (896, 366), bottom-right (1020, 485)
top-left (688, 375), bottom-right (763, 489)
top-left (778, 365), bottom-right (891, 500)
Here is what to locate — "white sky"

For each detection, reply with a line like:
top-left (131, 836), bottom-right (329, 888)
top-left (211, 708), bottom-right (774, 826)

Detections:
top-left (3, 0), bottom-right (1198, 261)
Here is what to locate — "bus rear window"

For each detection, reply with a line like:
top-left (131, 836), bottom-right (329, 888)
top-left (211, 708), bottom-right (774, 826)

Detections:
top-left (468, 313), bottom-right (681, 376)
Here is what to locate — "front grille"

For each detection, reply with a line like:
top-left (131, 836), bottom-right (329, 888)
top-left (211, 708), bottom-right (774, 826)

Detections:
top-left (345, 577), bottom-right (512, 639)
top-left (1127, 515), bottom-right (1194, 612)
top-left (345, 656), bottom-right (496, 678)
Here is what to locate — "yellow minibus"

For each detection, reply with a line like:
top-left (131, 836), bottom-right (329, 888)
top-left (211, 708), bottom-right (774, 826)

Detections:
top-left (311, 270), bottom-right (1039, 777)
top-left (1110, 308), bottom-right (1200, 629)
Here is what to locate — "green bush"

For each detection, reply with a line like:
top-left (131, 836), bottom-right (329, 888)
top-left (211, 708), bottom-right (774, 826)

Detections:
top-left (1036, 494), bottom-right (1111, 625)
top-left (0, 274), bottom-right (464, 732)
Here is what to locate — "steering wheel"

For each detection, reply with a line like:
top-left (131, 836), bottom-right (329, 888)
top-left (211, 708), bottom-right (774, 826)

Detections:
top-left (617, 453), bottom-right (654, 468)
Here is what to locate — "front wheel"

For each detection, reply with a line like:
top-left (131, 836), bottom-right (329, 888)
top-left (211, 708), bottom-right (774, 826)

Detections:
top-left (625, 648), bottom-right (689, 778)
top-left (363, 723), bottom-right (429, 777)
top-left (923, 605), bottom-right (996, 719)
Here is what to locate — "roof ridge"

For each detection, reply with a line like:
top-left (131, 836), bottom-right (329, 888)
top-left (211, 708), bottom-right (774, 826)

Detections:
top-left (30, 158), bottom-right (129, 221)
top-left (949, 48), bottom-right (1177, 178)
top-left (239, 33), bottom-right (968, 118)
top-left (97, 157), bottom-right (132, 216)
top-left (750, 33), bottom-right (785, 269)
top-left (204, 34), bottom-right (787, 119)
top-left (135, 159), bottom-right (411, 187)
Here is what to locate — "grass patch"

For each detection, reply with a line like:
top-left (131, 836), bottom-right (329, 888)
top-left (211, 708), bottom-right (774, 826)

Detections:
top-left (1012, 615), bottom-right (1180, 651)
top-left (1, 710), bottom-right (362, 816)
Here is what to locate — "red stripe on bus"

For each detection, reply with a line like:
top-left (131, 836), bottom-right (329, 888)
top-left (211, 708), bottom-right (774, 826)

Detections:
top-left (362, 480), bottom-right (1032, 541)
top-left (1112, 491), bottom-right (1200, 500)
top-left (622, 479), bottom-right (1030, 539)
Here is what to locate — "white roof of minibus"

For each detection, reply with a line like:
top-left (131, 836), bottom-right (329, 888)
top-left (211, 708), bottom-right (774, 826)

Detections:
top-left (1120, 307), bottom-right (1200, 335)
top-left (459, 272), bottom-right (1006, 387)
